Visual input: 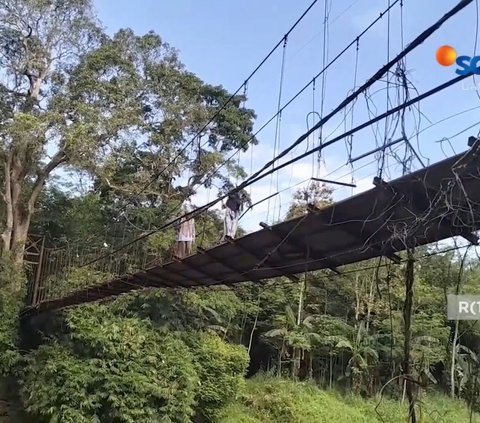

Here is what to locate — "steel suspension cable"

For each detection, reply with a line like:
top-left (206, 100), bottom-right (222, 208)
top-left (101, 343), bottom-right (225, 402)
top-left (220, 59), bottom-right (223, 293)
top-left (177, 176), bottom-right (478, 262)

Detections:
top-left (79, 1), bottom-right (472, 268)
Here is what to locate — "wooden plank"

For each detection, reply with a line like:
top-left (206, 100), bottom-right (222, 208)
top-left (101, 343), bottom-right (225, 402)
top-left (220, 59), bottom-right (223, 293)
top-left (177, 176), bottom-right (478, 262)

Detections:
top-left (308, 203), bottom-right (402, 264)
top-left (197, 246), bottom-right (266, 285)
top-left (138, 270), bottom-right (179, 288)
top-left (224, 236), bottom-right (299, 283)
top-left (174, 257), bottom-right (228, 287)
top-left (260, 222), bottom-right (341, 274)
top-left (164, 258), bottom-right (210, 286)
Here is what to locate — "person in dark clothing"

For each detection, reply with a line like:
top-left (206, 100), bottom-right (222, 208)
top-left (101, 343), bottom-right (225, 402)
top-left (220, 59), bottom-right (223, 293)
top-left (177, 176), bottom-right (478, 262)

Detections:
top-left (221, 190), bottom-right (250, 241)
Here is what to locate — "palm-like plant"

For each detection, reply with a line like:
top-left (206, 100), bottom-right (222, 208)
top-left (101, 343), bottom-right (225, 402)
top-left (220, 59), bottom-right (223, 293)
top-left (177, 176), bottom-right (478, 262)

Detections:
top-left (264, 306), bottom-right (321, 379)
top-left (453, 344), bottom-right (480, 421)
top-left (334, 322), bottom-right (380, 394)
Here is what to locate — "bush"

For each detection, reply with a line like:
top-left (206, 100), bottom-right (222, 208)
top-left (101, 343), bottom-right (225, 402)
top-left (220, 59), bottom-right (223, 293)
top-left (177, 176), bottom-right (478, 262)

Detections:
top-left (20, 343), bottom-right (97, 422)
top-left (46, 267), bottom-right (110, 299)
top-left (0, 257), bottom-right (25, 376)
top-left (217, 376), bottom-right (478, 423)
top-left (21, 306), bottom-right (199, 422)
top-left (187, 332), bottom-right (250, 420)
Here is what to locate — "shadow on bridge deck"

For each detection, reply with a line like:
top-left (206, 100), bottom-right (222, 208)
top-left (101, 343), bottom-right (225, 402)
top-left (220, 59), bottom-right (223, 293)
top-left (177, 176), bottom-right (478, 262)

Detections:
top-left (22, 141), bottom-right (480, 316)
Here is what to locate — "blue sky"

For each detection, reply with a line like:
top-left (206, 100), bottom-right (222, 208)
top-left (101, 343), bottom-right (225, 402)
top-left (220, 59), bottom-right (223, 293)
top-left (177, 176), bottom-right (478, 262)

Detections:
top-left (93, 0), bottom-right (480, 231)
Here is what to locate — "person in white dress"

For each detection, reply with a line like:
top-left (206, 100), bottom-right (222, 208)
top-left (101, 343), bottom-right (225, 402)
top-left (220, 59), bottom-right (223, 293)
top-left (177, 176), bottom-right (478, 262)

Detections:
top-left (173, 200), bottom-right (195, 259)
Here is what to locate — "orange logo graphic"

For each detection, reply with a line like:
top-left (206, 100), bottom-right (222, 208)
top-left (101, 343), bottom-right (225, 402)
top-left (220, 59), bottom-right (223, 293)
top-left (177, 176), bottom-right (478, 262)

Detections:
top-left (436, 45), bottom-right (457, 66)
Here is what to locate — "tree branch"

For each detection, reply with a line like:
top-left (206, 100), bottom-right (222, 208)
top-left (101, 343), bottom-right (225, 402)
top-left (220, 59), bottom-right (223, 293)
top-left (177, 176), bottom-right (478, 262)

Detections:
top-left (28, 150), bottom-right (66, 212)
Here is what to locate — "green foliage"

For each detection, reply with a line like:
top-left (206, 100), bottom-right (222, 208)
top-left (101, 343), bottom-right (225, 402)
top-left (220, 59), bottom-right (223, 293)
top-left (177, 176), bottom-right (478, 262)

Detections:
top-left (188, 333), bottom-right (249, 420)
top-left (217, 377), bottom-right (479, 422)
top-left (20, 343), bottom-right (98, 423)
top-left (46, 267), bottom-right (111, 299)
top-left (0, 257), bottom-right (24, 376)
top-left (20, 300), bottom-right (252, 422)
top-left (7, 1), bottom-right (480, 422)
top-left (0, 0), bottom-right (257, 261)
top-left (21, 306), bottom-right (199, 422)
top-left (116, 288), bottom-right (245, 336)
top-left (146, 229), bottom-right (176, 263)
top-left (286, 182), bottom-right (333, 219)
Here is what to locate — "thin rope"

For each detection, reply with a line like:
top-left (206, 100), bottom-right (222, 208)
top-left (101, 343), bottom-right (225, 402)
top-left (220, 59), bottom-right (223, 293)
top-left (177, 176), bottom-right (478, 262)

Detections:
top-left (236, 84), bottom-right (249, 187)
top-left (243, 82), bottom-right (254, 199)
top-left (473, 0), bottom-right (480, 101)
top-left (235, 150), bottom-right (241, 187)
top-left (306, 76), bottom-right (320, 198)
top-left (400, 0), bottom-right (405, 49)
top-left (311, 78), bottom-right (317, 175)
top-left (318, 0), bottom-right (331, 176)
top-left (379, 0), bottom-right (392, 179)
top-left (267, 36), bottom-right (288, 223)
top-left (347, 37), bottom-right (360, 194)
top-left (199, 185), bottom-right (212, 248)
top-left (398, 0), bottom-right (413, 175)
top-left (249, 144), bottom-right (254, 198)
top-left (307, 111), bottom-right (321, 178)
top-left (306, 108), bottom-right (321, 204)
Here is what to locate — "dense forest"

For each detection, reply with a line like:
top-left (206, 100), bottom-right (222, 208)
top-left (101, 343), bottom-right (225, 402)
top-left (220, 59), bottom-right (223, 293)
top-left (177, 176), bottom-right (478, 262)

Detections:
top-left (0, 0), bottom-right (479, 422)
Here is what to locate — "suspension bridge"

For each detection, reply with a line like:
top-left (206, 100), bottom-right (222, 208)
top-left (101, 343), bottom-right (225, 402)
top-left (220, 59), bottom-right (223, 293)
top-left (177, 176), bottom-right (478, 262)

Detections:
top-left (21, 139), bottom-right (480, 316)
top-left (13, 0), bottom-right (480, 318)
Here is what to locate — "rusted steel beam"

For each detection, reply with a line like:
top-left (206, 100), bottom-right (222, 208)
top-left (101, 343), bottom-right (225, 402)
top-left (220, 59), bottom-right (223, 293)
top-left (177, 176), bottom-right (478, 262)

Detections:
top-left (197, 246), bottom-right (265, 285)
top-left (307, 204), bottom-right (401, 264)
top-left (260, 221), bottom-right (341, 274)
top-left (374, 177), bottom-right (479, 246)
top-left (224, 236), bottom-right (299, 283)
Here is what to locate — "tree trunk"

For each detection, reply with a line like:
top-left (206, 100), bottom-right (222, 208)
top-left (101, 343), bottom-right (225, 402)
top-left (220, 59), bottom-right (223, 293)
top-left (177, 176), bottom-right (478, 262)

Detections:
top-left (329, 353), bottom-right (333, 389)
top-left (248, 309), bottom-right (259, 354)
top-left (278, 341), bottom-right (284, 377)
top-left (292, 347), bottom-right (300, 380)
top-left (1, 74), bottom-right (62, 266)
top-left (308, 351), bottom-right (313, 380)
top-left (297, 277), bottom-right (306, 325)
top-left (354, 274), bottom-right (361, 321)
top-left (293, 277), bottom-right (306, 381)
top-left (239, 311), bottom-right (247, 344)
top-left (386, 270), bottom-right (395, 379)
top-left (403, 251), bottom-right (416, 423)
top-left (366, 273), bottom-right (375, 333)
top-left (1, 159), bottom-right (30, 265)
top-left (451, 319), bottom-right (460, 398)
top-left (11, 218), bottom-right (30, 265)
top-left (320, 359), bottom-right (326, 387)
top-left (450, 248), bottom-right (469, 398)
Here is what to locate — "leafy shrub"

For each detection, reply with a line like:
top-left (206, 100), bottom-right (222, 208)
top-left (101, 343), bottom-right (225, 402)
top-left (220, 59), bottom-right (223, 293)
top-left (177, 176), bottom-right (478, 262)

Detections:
top-left (217, 376), bottom-right (478, 423)
top-left (20, 343), bottom-right (97, 422)
top-left (188, 332), bottom-right (249, 420)
top-left (0, 257), bottom-right (25, 376)
top-left (21, 306), bottom-right (199, 422)
top-left (46, 267), bottom-right (111, 299)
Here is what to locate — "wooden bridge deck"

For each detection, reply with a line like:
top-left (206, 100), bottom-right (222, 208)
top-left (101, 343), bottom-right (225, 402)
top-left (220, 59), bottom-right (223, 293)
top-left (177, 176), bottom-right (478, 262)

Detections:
top-left (22, 142), bottom-right (480, 316)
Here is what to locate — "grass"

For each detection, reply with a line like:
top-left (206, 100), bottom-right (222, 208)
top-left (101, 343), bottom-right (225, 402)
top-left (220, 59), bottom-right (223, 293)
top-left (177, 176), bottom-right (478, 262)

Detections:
top-left (216, 376), bottom-right (479, 423)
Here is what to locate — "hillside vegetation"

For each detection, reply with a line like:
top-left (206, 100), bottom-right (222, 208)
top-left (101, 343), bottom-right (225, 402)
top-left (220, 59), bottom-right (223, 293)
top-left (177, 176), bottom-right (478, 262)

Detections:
top-left (219, 377), bottom-right (478, 423)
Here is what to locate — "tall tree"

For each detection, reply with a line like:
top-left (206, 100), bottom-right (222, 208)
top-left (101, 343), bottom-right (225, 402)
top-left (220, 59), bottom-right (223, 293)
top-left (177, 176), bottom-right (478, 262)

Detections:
top-left (0, 0), bottom-right (99, 261)
top-left (286, 181), bottom-right (333, 220)
top-left (0, 0), bottom-right (257, 263)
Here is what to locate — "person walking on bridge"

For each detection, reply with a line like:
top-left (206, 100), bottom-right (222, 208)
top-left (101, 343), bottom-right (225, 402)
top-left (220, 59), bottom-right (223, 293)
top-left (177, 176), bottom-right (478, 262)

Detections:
top-left (173, 199), bottom-right (195, 259)
top-left (221, 190), bottom-right (250, 242)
